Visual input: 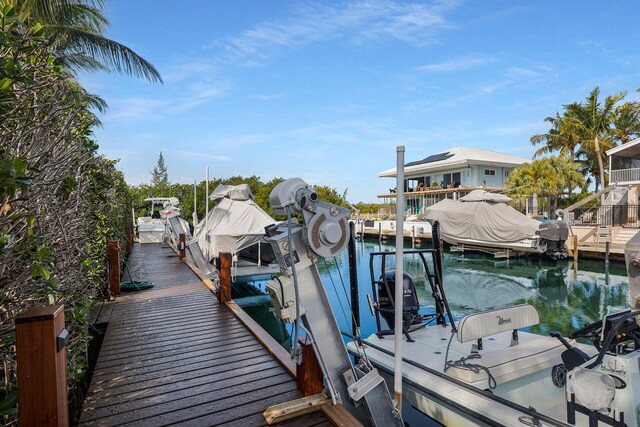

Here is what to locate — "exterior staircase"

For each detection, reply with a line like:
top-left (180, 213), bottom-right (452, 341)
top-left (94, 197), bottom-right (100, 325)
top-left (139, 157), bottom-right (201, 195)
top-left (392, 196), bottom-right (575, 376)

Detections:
top-left (613, 228), bottom-right (640, 247)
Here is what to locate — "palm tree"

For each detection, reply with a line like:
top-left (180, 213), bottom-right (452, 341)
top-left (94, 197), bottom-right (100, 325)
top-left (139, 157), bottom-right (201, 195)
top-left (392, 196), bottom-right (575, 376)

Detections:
top-left (17, 0), bottom-right (162, 82)
top-left (506, 159), bottom-right (556, 216)
top-left (531, 112), bottom-right (581, 159)
top-left (547, 156), bottom-right (586, 209)
top-left (563, 87), bottom-right (625, 194)
top-left (612, 101), bottom-right (640, 144)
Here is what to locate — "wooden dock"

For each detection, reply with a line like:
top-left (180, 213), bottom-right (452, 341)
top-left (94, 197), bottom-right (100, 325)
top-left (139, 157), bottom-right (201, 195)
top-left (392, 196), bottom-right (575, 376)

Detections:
top-left (79, 243), bottom-right (333, 427)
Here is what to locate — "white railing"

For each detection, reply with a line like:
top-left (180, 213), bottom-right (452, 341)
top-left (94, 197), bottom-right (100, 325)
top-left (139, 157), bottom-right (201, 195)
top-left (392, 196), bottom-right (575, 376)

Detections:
top-left (611, 168), bottom-right (640, 183)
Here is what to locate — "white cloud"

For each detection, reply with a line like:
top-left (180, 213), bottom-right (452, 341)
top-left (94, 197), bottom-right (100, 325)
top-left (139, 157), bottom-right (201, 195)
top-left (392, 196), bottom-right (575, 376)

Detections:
top-left (417, 55), bottom-right (495, 72)
top-left (215, 0), bottom-right (459, 65)
top-left (167, 149), bottom-right (231, 162)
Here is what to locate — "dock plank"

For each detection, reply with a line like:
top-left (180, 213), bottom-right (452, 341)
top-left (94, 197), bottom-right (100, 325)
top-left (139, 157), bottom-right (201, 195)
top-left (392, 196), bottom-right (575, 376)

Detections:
top-left (79, 243), bottom-right (330, 427)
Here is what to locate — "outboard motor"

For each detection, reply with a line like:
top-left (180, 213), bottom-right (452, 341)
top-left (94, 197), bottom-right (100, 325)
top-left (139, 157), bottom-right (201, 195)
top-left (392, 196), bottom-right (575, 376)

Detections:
top-left (538, 221), bottom-right (568, 260)
top-left (378, 271), bottom-right (421, 331)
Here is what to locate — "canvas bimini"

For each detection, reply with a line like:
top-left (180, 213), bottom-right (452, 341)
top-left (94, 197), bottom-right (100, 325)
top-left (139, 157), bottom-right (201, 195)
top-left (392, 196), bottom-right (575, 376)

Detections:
top-left (346, 221), bottom-right (640, 427)
top-left (424, 190), bottom-right (569, 259)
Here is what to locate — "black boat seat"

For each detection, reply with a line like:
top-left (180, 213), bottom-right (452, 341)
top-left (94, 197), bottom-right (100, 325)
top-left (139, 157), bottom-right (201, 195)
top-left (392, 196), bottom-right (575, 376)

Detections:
top-left (447, 304), bottom-right (568, 386)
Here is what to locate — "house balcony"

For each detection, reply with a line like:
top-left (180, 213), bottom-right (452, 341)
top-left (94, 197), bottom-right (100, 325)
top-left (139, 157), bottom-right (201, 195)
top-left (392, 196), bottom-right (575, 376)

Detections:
top-left (610, 168), bottom-right (640, 185)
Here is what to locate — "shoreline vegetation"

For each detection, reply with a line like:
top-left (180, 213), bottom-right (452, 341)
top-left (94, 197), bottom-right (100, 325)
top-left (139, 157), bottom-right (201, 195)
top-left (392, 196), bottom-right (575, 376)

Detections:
top-left (1, 1), bottom-right (160, 423)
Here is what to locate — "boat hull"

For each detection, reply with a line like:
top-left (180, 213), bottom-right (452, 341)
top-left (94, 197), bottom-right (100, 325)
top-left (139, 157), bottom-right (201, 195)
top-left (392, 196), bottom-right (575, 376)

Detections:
top-left (445, 235), bottom-right (546, 255)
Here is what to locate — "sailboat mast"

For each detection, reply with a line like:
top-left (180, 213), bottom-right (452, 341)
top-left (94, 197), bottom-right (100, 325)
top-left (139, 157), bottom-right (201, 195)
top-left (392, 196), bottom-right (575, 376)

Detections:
top-left (394, 145), bottom-right (405, 410)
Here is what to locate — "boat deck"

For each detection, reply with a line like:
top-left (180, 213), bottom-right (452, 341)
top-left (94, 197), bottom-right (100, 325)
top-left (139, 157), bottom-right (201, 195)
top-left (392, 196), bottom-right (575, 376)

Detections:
top-left (79, 243), bottom-right (332, 427)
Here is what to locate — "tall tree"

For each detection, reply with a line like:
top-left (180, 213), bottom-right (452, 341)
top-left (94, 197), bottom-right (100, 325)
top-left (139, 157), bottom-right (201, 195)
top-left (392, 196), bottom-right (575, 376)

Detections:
top-left (17, 0), bottom-right (162, 82)
top-left (151, 151), bottom-right (169, 194)
top-left (506, 159), bottom-right (556, 215)
top-left (564, 87), bottom-right (625, 194)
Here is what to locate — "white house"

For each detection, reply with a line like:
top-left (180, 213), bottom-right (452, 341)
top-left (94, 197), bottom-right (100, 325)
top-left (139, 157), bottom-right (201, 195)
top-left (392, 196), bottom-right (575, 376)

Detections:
top-left (377, 146), bottom-right (530, 214)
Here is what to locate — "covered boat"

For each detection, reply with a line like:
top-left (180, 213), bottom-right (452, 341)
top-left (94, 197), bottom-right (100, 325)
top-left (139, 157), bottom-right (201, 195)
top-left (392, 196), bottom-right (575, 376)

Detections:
top-left (194, 184), bottom-right (276, 265)
top-left (425, 190), bottom-right (567, 258)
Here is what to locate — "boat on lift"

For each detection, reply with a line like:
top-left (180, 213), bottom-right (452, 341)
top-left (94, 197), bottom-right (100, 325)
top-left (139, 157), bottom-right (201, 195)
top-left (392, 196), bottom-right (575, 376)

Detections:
top-left (346, 221), bottom-right (640, 426)
top-left (424, 190), bottom-right (569, 259)
top-left (136, 197), bottom-right (177, 243)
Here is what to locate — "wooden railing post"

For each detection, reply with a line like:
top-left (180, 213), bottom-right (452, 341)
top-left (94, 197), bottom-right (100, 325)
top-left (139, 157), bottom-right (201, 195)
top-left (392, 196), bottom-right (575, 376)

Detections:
top-left (125, 226), bottom-right (133, 256)
top-left (16, 305), bottom-right (69, 427)
top-left (179, 233), bottom-right (186, 259)
top-left (296, 336), bottom-right (323, 396)
top-left (108, 240), bottom-right (120, 297)
top-left (219, 252), bottom-right (232, 304)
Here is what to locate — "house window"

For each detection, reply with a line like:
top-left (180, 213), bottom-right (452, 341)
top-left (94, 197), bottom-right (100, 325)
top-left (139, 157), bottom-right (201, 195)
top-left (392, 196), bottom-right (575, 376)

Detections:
top-left (504, 170), bottom-right (510, 177)
top-left (485, 170), bottom-right (496, 176)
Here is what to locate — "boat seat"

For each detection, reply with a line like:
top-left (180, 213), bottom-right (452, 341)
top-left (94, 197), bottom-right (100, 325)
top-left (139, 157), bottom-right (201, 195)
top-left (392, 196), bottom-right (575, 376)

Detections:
top-left (447, 304), bottom-right (567, 387)
top-left (457, 304), bottom-right (539, 345)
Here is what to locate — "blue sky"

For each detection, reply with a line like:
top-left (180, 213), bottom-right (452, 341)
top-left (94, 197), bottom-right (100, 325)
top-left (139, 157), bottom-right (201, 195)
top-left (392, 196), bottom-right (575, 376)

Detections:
top-left (84, 0), bottom-right (640, 202)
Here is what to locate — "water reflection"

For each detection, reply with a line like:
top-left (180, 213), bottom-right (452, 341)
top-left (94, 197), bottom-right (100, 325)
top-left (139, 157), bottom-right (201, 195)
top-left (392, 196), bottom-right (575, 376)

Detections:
top-left (235, 237), bottom-right (630, 350)
top-left (320, 238), bottom-right (630, 340)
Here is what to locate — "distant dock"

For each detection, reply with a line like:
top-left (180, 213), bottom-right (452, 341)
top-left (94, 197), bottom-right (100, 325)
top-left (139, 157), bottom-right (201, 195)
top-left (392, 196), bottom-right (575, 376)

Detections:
top-left (358, 220), bottom-right (638, 261)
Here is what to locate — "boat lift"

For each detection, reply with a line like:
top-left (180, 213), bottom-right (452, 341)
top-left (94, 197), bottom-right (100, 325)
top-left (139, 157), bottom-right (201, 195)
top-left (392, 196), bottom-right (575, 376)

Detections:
top-left (264, 178), bottom-right (403, 426)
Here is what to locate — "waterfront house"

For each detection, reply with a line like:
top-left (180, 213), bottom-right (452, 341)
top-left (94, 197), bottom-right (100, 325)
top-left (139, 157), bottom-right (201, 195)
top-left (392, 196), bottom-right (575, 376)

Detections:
top-left (377, 146), bottom-right (529, 215)
top-left (607, 137), bottom-right (640, 199)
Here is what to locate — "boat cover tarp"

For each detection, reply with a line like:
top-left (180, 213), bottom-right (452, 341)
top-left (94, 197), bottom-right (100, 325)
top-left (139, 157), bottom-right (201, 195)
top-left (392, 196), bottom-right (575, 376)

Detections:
top-left (195, 184), bottom-right (275, 260)
top-left (424, 190), bottom-right (540, 243)
top-left (209, 184), bottom-right (253, 201)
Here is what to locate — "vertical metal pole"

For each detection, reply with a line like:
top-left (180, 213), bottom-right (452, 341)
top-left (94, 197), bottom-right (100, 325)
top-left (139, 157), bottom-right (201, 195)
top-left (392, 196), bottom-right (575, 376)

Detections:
top-left (193, 179), bottom-right (197, 218)
top-left (378, 222), bottom-right (382, 242)
top-left (394, 145), bottom-right (405, 411)
top-left (348, 222), bottom-right (360, 338)
top-left (205, 166), bottom-right (209, 234)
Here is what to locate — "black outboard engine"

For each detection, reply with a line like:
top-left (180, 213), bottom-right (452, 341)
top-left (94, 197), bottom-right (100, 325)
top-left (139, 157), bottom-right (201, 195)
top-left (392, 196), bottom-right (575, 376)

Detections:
top-left (538, 221), bottom-right (569, 260)
top-left (378, 271), bottom-right (421, 330)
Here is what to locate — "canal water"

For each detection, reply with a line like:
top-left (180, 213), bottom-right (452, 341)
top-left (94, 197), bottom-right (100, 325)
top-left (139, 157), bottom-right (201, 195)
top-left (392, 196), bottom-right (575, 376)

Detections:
top-left (233, 236), bottom-right (630, 424)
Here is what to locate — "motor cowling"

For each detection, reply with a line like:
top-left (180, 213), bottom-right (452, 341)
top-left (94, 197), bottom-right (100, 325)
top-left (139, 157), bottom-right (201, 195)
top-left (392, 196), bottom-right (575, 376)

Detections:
top-left (378, 271), bottom-right (421, 330)
top-left (538, 220), bottom-right (569, 259)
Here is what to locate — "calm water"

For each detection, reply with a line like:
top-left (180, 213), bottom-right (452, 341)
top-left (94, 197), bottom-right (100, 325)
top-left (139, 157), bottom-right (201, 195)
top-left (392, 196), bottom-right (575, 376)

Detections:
top-left (237, 236), bottom-right (630, 347)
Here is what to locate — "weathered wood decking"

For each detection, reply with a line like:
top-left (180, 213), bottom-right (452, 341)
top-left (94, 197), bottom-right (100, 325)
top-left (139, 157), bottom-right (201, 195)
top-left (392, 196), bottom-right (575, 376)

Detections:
top-left (79, 243), bottom-right (331, 427)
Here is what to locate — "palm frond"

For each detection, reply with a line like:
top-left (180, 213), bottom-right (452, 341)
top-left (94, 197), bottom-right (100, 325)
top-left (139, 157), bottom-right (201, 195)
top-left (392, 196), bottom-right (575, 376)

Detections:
top-left (50, 26), bottom-right (163, 83)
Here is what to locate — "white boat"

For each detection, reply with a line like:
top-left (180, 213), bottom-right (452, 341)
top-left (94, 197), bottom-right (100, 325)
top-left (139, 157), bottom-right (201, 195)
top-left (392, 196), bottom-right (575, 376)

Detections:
top-left (347, 223), bottom-right (640, 426)
top-left (424, 190), bottom-right (568, 258)
top-left (194, 184), bottom-right (279, 279)
top-left (136, 197), bottom-right (177, 243)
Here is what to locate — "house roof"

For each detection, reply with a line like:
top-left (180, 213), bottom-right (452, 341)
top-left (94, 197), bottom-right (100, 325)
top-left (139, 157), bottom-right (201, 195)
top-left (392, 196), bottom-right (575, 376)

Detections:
top-left (378, 146), bottom-right (531, 178)
top-left (606, 137), bottom-right (640, 157)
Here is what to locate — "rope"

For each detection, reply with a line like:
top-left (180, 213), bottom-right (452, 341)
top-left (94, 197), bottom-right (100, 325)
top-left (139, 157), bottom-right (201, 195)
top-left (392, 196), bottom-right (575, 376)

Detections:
top-left (322, 257), bottom-right (371, 367)
top-left (443, 331), bottom-right (497, 390)
top-left (120, 259), bottom-right (154, 291)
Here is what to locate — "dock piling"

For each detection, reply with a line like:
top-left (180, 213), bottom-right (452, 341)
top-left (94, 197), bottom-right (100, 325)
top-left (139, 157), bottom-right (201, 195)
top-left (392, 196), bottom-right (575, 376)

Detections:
top-left (219, 252), bottom-right (232, 304)
top-left (296, 336), bottom-right (324, 396)
top-left (108, 240), bottom-right (120, 297)
top-left (16, 305), bottom-right (68, 427)
top-left (179, 233), bottom-right (186, 259)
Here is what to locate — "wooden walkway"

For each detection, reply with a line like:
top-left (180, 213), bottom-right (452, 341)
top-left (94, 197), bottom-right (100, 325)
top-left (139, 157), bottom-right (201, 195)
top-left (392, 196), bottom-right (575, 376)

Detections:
top-left (79, 243), bottom-right (331, 427)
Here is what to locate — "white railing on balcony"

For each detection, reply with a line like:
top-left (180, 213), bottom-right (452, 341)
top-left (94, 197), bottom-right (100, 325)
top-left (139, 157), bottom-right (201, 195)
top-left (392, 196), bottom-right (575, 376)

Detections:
top-left (610, 168), bottom-right (640, 183)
